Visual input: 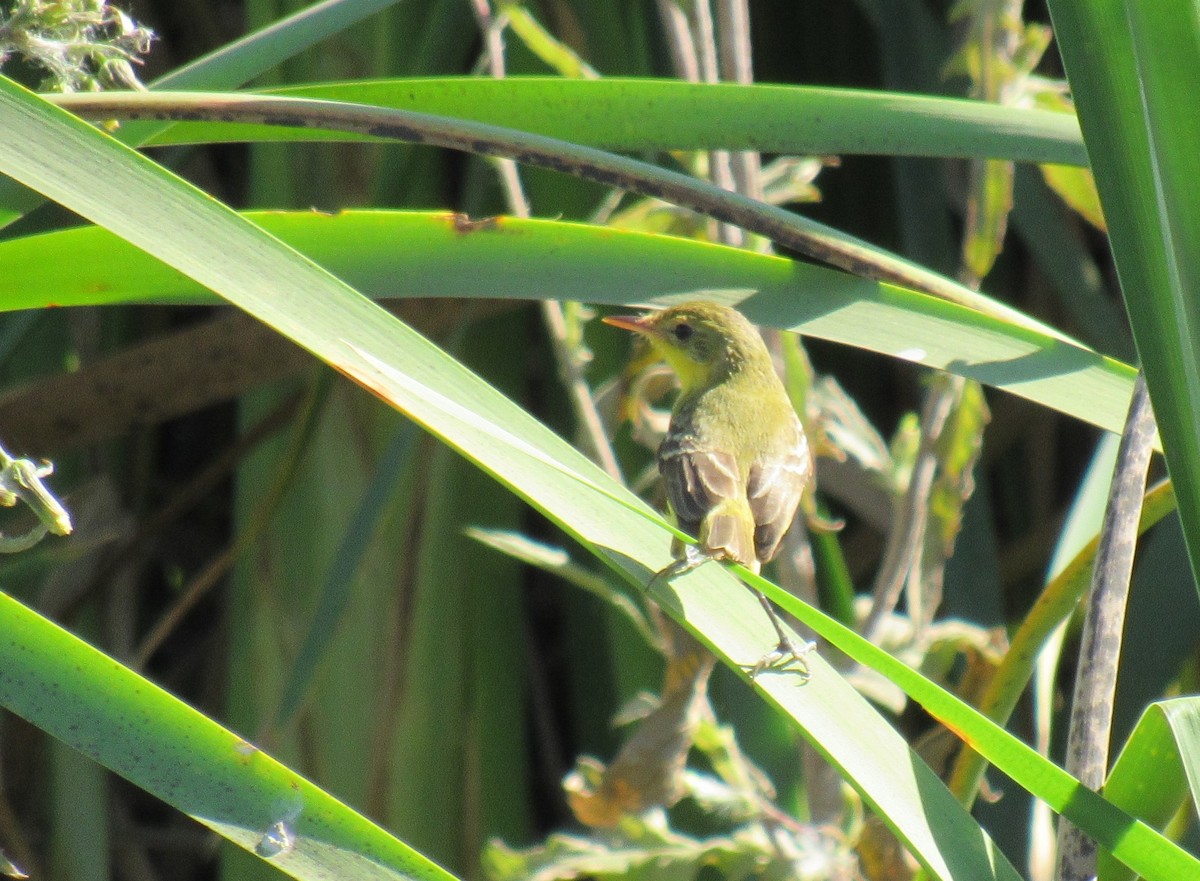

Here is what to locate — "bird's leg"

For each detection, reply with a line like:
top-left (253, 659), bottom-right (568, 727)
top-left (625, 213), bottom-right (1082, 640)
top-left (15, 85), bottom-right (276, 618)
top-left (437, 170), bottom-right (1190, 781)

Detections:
top-left (747, 590), bottom-right (815, 681)
top-left (649, 546), bottom-right (815, 681)
top-left (647, 543), bottom-right (714, 591)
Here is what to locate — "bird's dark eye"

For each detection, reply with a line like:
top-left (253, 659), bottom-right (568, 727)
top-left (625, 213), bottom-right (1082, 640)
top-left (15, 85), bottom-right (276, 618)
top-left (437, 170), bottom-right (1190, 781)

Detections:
top-left (673, 322), bottom-right (694, 342)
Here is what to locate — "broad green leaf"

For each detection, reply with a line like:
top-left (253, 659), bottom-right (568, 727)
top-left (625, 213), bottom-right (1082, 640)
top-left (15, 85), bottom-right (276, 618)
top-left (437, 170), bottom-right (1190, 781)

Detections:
top-left (0, 70), bottom-right (1196, 881)
top-left (1098, 699), bottom-right (1200, 881)
top-left (0, 589), bottom-right (458, 881)
top-left (0, 69), bottom-right (1012, 881)
top-left (49, 89), bottom-right (1077, 338)
top-left (0, 212), bottom-right (1141, 442)
top-left (1046, 2), bottom-right (1200, 592)
top-left (123, 78), bottom-right (1088, 167)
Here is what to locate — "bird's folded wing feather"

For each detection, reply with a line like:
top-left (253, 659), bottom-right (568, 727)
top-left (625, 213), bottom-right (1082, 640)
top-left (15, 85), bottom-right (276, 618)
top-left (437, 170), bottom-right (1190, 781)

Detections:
top-left (747, 433), bottom-right (811, 563)
top-left (657, 437), bottom-right (741, 537)
top-left (657, 436), bottom-right (758, 566)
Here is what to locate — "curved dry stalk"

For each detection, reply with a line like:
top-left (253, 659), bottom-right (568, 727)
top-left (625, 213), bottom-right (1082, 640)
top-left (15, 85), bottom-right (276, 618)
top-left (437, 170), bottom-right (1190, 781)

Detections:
top-left (50, 89), bottom-right (1052, 329)
top-left (1055, 372), bottom-right (1156, 881)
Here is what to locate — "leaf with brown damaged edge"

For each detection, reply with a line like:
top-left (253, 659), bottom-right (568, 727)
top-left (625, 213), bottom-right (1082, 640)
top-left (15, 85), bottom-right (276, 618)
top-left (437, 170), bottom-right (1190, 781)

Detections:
top-left (449, 213), bottom-right (502, 234)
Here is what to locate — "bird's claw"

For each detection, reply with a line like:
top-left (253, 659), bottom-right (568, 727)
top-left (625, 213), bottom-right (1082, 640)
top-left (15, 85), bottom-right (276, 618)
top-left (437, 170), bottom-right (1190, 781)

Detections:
top-left (648, 545), bottom-right (716, 590)
top-left (649, 550), bottom-right (816, 683)
top-left (746, 637), bottom-right (815, 681)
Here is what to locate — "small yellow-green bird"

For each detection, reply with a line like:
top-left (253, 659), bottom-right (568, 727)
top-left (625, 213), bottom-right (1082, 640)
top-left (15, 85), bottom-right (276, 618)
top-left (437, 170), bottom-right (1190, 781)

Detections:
top-left (604, 301), bottom-right (828, 676)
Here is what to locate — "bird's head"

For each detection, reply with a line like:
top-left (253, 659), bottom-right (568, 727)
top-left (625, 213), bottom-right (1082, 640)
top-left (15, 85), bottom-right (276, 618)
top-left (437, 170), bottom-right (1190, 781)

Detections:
top-left (602, 301), bottom-right (767, 394)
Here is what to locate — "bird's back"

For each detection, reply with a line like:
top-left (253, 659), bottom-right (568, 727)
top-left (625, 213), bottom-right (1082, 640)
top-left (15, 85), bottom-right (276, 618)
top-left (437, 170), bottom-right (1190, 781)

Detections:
top-left (659, 375), bottom-right (806, 567)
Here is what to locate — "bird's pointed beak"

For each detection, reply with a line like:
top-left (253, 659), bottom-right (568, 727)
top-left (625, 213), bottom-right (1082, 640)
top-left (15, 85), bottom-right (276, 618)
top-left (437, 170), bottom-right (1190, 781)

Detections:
top-left (601, 314), bottom-right (652, 335)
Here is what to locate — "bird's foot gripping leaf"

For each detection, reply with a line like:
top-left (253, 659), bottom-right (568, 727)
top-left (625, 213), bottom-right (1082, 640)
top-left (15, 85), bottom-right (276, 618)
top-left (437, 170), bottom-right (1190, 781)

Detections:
top-left (746, 633), bottom-right (816, 680)
top-left (747, 590), bottom-right (815, 681)
top-left (647, 543), bottom-right (715, 591)
top-left (649, 548), bottom-right (816, 683)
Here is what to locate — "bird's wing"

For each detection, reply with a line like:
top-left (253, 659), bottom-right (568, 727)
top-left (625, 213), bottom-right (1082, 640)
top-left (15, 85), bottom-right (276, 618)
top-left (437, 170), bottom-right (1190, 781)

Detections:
top-left (747, 428), bottom-right (811, 563)
top-left (657, 437), bottom-right (741, 529)
top-left (657, 436), bottom-right (744, 547)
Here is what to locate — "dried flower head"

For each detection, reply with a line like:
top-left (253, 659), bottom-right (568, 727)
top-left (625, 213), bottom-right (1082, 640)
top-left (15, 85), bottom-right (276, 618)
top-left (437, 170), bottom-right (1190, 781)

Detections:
top-left (0, 0), bottom-right (154, 92)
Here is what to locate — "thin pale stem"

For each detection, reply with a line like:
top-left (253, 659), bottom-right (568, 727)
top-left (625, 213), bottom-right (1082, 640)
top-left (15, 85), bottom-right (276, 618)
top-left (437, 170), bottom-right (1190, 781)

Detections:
top-left (467, 0), bottom-right (621, 482)
top-left (716, 0), bottom-right (764, 207)
top-left (691, 0), bottom-right (741, 246)
top-left (656, 0), bottom-right (699, 82)
top-left (861, 375), bottom-right (963, 640)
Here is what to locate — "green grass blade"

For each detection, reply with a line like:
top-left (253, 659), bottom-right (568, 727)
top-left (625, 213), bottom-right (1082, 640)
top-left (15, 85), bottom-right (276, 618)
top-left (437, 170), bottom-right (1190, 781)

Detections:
top-left (3, 68), bottom-right (1196, 881)
top-left (49, 736), bottom-right (108, 881)
top-left (1098, 699), bottom-right (1200, 881)
top-left (122, 78), bottom-right (1088, 165)
top-left (0, 212), bottom-right (1141, 441)
top-left (0, 590), bottom-right (459, 881)
top-left (742, 569), bottom-right (1200, 881)
top-left (153, 0), bottom-right (405, 90)
top-left (0, 0), bottom-right (406, 228)
top-left (0, 71), bottom-right (1028, 881)
top-left (273, 420), bottom-right (418, 728)
top-left (1046, 1), bottom-right (1200, 591)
